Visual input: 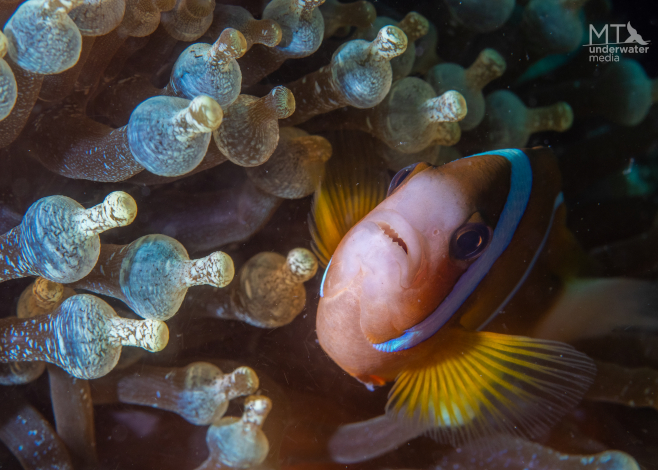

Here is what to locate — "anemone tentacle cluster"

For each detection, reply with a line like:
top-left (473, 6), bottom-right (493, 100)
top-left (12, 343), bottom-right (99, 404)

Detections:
top-left (0, 0), bottom-right (656, 468)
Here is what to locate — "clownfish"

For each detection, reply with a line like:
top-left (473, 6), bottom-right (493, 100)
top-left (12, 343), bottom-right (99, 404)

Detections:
top-left (310, 147), bottom-right (605, 447)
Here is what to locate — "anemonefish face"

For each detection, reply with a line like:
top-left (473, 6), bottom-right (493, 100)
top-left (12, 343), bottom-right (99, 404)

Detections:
top-left (317, 155), bottom-right (511, 382)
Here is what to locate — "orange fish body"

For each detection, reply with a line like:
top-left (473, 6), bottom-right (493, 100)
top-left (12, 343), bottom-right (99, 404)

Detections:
top-left (313, 147), bottom-right (596, 441)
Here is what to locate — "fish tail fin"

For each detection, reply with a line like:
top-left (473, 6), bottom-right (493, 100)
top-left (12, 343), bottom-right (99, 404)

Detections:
top-left (309, 134), bottom-right (389, 267)
top-left (532, 278), bottom-right (658, 343)
top-left (386, 329), bottom-right (596, 447)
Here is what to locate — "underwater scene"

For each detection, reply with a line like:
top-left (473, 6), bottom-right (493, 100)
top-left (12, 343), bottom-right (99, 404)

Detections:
top-left (0, 0), bottom-right (657, 468)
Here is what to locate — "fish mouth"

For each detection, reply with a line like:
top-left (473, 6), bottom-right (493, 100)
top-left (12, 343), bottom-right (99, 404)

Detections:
top-left (377, 222), bottom-right (408, 254)
top-left (364, 210), bottom-right (423, 288)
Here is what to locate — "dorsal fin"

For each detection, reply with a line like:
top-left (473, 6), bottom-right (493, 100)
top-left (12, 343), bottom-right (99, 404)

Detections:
top-left (309, 132), bottom-right (390, 267)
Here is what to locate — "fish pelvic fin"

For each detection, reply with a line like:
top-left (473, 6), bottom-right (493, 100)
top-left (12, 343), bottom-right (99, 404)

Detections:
top-left (386, 329), bottom-right (596, 447)
top-left (309, 139), bottom-right (389, 267)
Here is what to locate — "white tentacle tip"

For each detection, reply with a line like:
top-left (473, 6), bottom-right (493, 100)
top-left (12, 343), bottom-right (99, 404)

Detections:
top-left (103, 191), bottom-right (138, 227)
top-left (33, 277), bottom-right (64, 304)
top-left (371, 25), bottom-right (408, 62)
top-left (189, 251), bottom-right (235, 288)
top-left (216, 28), bottom-right (248, 59)
top-left (244, 395), bottom-right (272, 427)
top-left (228, 367), bottom-right (260, 398)
top-left (188, 95), bottom-right (224, 133)
top-left (478, 48), bottom-right (507, 76)
top-left (286, 248), bottom-right (318, 282)
top-left (270, 86), bottom-right (296, 119)
top-left (138, 319), bottom-right (170, 352)
top-left (206, 251), bottom-right (235, 287)
top-left (425, 90), bottom-right (468, 123)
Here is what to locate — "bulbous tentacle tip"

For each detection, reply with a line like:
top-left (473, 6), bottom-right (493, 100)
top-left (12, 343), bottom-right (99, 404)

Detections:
top-left (354, 1), bottom-right (377, 28)
top-left (463, 48), bottom-right (508, 92)
top-left (529, 101), bottom-right (574, 133)
top-left (16, 277), bottom-right (69, 319)
top-left (478, 48), bottom-right (507, 76)
top-left (187, 95), bottom-right (224, 132)
top-left (191, 251), bottom-right (235, 288)
top-left (101, 191), bottom-right (138, 227)
top-left (270, 86), bottom-right (296, 119)
top-left (424, 90), bottom-right (468, 123)
top-left (286, 248), bottom-right (318, 283)
top-left (204, 393), bottom-right (271, 468)
top-left (139, 319), bottom-right (170, 352)
top-left (33, 278), bottom-right (64, 308)
top-left (321, 0), bottom-right (376, 38)
top-left (438, 122), bottom-right (461, 146)
top-left (398, 11), bottom-right (430, 43)
top-left (228, 367), bottom-right (260, 398)
top-left (369, 25), bottom-right (408, 62)
top-left (215, 28), bottom-right (248, 60)
top-left (554, 101), bottom-right (574, 130)
top-left (302, 135), bottom-right (333, 163)
top-left (74, 191), bottom-right (137, 236)
top-left (244, 395), bottom-right (272, 427)
top-left (258, 20), bottom-right (283, 47)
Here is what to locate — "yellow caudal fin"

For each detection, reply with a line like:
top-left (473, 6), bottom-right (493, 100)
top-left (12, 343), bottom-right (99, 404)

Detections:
top-left (309, 133), bottom-right (389, 267)
top-left (386, 329), bottom-right (596, 446)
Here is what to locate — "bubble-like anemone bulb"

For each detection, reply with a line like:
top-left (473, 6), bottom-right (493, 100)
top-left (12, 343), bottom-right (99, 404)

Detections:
top-left (0, 0), bottom-right (655, 468)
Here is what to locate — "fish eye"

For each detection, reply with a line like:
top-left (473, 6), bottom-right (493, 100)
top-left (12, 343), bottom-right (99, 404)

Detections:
top-left (387, 162), bottom-right (432, 197)
top-left (450, 223), bottom-right (493, 261)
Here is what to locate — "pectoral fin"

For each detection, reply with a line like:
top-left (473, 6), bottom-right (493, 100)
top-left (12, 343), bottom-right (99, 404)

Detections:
top-left (386, 329), bottom-right (596, 446)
